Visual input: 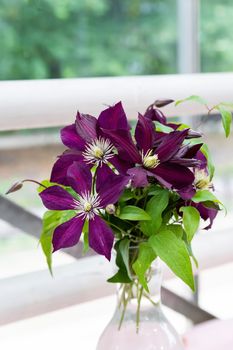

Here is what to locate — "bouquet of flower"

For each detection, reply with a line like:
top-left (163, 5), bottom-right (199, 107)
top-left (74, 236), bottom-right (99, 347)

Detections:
top-left (7, 97), bottom-right (231, 325)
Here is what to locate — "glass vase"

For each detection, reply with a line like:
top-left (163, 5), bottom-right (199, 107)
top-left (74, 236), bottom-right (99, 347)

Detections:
top-left (96, 258), bottom-right (185, 350)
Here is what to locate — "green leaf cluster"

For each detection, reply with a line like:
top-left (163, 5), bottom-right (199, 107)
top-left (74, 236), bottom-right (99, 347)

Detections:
top-left (40, 209), bottom-right (76, 274)
top-left (108, 185), bottom-right (203, 292)
top-left (175, 95), bottom-right (232, 138)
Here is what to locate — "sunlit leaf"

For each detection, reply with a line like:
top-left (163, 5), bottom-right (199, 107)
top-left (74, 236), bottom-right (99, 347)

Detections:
top-left (175, 95), bottom-right (207, 107)
top-left (132, 242), bottom-right (156, 292)
top-left (180, 206), bottom-right (200, 242)
top-left (118, 206), bottom-right (151, 221)
top-left (216, 105), bottom-right (232, 138)
top-left (149, 228), bottom-right (195, 291)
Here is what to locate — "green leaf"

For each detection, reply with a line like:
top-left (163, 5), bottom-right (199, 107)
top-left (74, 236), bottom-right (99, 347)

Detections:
top-left (155, 121), bottom-right (173, 133)
top-left (216, 105), bottom-right (232, 138)
top-left (200, 144), bottom-right (215, 180)
top-left (149, 228), bottom-right (195, 291)
top-left (177, 123), bottom-right (191, 130)
top-left (167, 224), bottom-right (184, 238)
top-left (148, 186), bottom-right (168, 196)
top-left (37, 180), bottom-right (58, 193)
top-left (108, 239), bottom-right (132, 283)
top-left (119, 189), bottom-right (135, 202)
top-left (180, 206), bottom-right (200, 242)
top-left (132, 242), bottom-right (157, 292)
top-left (140, 190), bottom-right (169, 236)
top-left (218, 102), bottom-right (233, 109)
top-left (40, 210), bottom-right (76, 274)
top-left (175, 95), bottom-right (207, 107)
top-left (192, 190), bottom-right (220, 203)
top-left (118, 205), bottom-right (151, 221)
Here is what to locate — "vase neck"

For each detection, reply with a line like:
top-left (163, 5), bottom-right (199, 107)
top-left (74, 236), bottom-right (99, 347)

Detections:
top-left (117, 258), bottom-right (162, 307)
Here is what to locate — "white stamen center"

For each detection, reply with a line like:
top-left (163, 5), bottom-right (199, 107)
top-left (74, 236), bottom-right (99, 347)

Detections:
top-left (194, 169), bottom-right (212, 190)
top-left (83, 137), bottom-right (116, 165)
top-left (142, 149), bottom-right (160, 169)
top-left (73, 192), bottom-right (101, 220)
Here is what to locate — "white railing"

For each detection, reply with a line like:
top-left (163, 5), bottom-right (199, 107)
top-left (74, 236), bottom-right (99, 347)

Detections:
top-left (1, 73), bottom-right (233, 131)
top-left (0, 228), bottom-right (232, 325)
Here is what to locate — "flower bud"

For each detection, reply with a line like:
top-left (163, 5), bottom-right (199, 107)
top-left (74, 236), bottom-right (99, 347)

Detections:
top-left (6, 181), bottom-right (23, 195)
top-left (186, 129), bottom-right (202, 139)
top-left (106, 204), bottom-right (116, 215)
top-left (154, 99), bottom-right (174, 108)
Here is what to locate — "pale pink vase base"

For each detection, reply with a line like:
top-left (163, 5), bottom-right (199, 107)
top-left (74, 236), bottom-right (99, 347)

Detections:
top-left (97, 321), bottom-right (184, 350)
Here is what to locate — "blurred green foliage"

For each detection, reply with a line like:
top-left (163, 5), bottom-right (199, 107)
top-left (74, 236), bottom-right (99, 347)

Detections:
top-left (201, 0), bottom-right (233, 72)
top-left (1, 0), bottom-right (233, 80)
top-left (0, 0), bottom-right (177, 79)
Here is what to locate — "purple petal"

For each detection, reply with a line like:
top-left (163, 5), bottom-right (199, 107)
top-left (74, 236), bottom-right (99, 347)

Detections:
top-left (127, 167), bottom-right (149, 188)
top-left (110, 155), bottom-right (133, 174)
top-left (98, 172), bottom-right (129, 207)
top-left (135, 113), bottom-right (154, 153)
top-left (50, 151), bottom-right (83, 185)
top-left (195, 203), bottom-right (218, 230)
top-left (61, 124), bottom-right (85, 150)
top-left (39, 186), bottom-right (75, 210)
top-left (102, 129), bottom-right (141, 163)
top-left (167, 123), bottom-right (180, 130)
top-left (169, 143), bottom-right (203, 167)
top-left (195, 150), bottom-right (208, 169)
top-left (75, 112), bottom-right (97, 142)
top-left (183, 144), bottom-right (203, 159)
top-left (67, 162), bottom-right (92, 196)
top-left (155, 129), bottom-right (189, 162)
top-left (144, 106), bottom-right (167, 124)
top-left (98, 101), bottom-right (130, 131)
top-left (178, 186), bottom-right (196, 200)
top-left (53, 216), bottom-right (84, 252)
top-left (172, 144), bottom-right (190, 158)
top-left (153, 131), bottom-right (168, 147)
top-left (96, 164), bottom-right (115, 194)
top-left (169, 157), bottom-right (201, 167)
top-left (89, 215), bottom-right (114, 260)
top-left (152, 163), bottom-right (195, 189)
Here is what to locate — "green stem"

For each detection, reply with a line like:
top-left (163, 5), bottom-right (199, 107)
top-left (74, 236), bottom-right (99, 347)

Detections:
top-left (118, 284), bottom-right (132, 330)
top-left (143, 293), bottom-right (159, 307)
top-left (136, 285), bottom-right (143, 333)
top-left (107, 221), bottom-right (126, 235)
top-left (92, 165), bottom-right (99, 193)
top-left (22, 179), bottom-right (47, 189)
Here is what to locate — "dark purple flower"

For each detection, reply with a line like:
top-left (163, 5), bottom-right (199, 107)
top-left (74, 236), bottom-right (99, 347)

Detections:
top-left (193, 150), bottom-right (213, 191)
top-left (179, 151), bottom-right (218, 229)
top-left (41, 162), bottom-right (129, 260)
top-left (144, 104), bottom-right (202, 139)
top-left (50, 102), bottom-right (131, 185)
top-left (194, 202), bottom-right (218, 230)
top-left (103, 114), bottom-right (198, 192)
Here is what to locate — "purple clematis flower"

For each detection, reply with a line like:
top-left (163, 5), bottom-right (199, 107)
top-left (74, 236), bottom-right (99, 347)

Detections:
top-left (144, 103), bottom-right (202, 139)
top-left (178, 151), bottom-right (218, 229)
top-left (103, 114), bottom-right (200, 192)
top-left (50, 102), bottom-right (131, 185)
top-left (40, 162), bottom-right (129, 260)
top-left (192, 150), bottom-right (217, 229)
